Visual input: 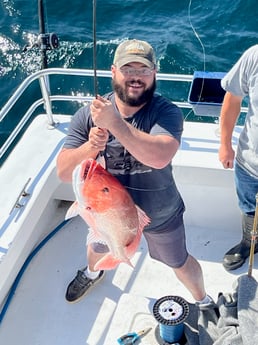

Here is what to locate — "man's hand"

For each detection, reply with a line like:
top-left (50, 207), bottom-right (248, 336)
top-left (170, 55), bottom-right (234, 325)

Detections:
top-left (90, 95), bottom-right (121, 130)
top-left (88, 126), bottom-right (109, 151)
top-left (219, 144), bottom-right (235, 169)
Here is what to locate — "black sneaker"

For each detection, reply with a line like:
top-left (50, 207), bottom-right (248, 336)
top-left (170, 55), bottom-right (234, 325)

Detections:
top-left (65, 267), bottom-right (105, 302)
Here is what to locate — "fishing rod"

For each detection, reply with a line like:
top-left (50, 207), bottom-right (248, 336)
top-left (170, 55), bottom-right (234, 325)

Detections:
top-left (23, 1), bottom-right (59, 68)
top-left (92, 0), bottom-right (106, 167)
top-left (37, 0), bottom-right (59, 69)
top-left (38, 0), bottom-right (48, 69)
top-left (92, 0), bottom-right (98, 97)
top-left (248, 193), bottom-right (258, 277)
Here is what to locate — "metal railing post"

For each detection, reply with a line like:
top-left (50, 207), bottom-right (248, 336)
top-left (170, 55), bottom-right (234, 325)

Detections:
top-left (38, 75), bottom-right (57, 127)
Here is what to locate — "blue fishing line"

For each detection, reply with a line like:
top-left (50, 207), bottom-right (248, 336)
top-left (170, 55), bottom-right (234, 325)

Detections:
top-left (0, 219), bottom-right (70, 324)
top-left (160, 323), bottom-right (184, 343)
top-left (153, 295), bottom-right (189, 343)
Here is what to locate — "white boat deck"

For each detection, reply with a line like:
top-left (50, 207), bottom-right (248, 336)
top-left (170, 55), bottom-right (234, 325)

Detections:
top-left (0, 115), bottom-right (257, 344)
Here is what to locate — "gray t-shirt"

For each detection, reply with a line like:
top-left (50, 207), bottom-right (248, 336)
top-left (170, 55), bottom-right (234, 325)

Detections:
top-left (221, 44), bottom-right (258, 178)
top-left (63, 92), bottom-right (185, 230)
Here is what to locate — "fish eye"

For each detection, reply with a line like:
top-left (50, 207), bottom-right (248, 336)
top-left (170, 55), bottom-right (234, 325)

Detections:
top-left (102, 187), bottom-right (109, 193)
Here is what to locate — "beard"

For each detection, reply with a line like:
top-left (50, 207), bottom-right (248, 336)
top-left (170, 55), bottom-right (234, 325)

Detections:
top-left (112, 77), bottom-right (156, 107)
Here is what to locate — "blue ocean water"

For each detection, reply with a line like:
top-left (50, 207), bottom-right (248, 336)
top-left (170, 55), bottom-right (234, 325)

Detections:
top-left (0, 0), bottom-right (257, 146)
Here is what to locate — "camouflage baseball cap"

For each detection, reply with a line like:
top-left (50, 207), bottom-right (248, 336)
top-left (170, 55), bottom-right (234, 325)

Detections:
top-left (113, 39), bottom-right (156, 69)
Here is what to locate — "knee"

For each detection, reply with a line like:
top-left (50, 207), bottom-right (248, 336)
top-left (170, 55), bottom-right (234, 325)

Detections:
top-left (89, 242), bottom-right (109, 254)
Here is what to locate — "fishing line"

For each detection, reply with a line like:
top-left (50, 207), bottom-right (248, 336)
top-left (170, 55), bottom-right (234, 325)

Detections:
top-left (152, 295), bottom-right (189, 343)
top-left (92, 0), bottom-right (106, 165)
top-left (92, 0), bottom-right (98, 97)
top-left (188, 0), bottom-right (206, 72)
top-left (184, 0), bottom-right (206, 121)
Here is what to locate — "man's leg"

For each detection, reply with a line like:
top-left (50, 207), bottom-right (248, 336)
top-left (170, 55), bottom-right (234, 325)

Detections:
top-left (144, 216), bottom-right (210, 303)
top-left (223, 162), bottom-right (258, 270)
top-left (65, 243), bottom-right (107, 303)
top-left (87, 243), bottom-right (108, 271)
top-left (173, 254), bottom-right (206, 301)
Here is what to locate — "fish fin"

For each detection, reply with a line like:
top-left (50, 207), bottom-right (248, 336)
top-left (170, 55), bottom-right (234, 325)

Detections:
top-left (125, 205), bottom-right (151, 258)
top-left (94, 253), bottom-right (133, 271)
top-left (65, 201), bottom-right (79, 220)
top-left (135, 205), bottom-right (151, 229)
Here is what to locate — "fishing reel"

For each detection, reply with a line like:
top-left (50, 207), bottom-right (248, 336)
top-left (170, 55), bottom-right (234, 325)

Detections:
top-left (23, 32), bottom-right (59, 52)
top-left (37, 33), bottom-right (59, 50)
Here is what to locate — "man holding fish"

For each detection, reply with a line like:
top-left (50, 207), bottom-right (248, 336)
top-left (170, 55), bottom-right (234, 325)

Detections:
top-left (57, 39), bottom-right (211, 305)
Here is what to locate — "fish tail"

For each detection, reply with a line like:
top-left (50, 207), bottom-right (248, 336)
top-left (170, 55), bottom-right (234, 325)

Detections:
top-left (94, 253), bottom-right (133, 271)
top-left (65, 201), bottom-right (79, 220)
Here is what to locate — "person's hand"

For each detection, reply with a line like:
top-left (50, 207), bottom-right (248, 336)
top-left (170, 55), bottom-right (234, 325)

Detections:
top-left (90, 95), bottom-right (120, 130)
top-left (219, 145), bottom-right (235, 169)
top-left (88, 127), bottom-right (109, 151)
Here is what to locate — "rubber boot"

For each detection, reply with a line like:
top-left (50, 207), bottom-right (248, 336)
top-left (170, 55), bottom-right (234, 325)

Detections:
top-left (223, 213), bottom-right (258, 271)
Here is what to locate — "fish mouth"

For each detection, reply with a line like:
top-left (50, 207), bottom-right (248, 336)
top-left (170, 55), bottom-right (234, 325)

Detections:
top-left (82, 159), bottom-right (98, 181)
top-left (83, 160), bottom-right (91, 180)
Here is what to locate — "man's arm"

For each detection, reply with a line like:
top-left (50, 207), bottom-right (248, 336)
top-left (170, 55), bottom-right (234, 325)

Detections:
top-left (56, 127), bottom-right (108, 182)
top-left (219, 91), bottom-right (242, 169)
top-left (90, 97), bottom-right (180, 169)
top-left (105, 119), bottom-right (179, 169)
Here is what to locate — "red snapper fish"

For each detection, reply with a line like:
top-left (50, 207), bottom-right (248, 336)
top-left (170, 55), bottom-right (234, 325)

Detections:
top-left (65, 158), bottom-right (151, 270)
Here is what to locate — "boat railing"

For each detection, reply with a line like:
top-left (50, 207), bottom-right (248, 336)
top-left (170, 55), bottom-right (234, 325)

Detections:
top-left (0, 68), bottom-right (194, 160)
top-left (0, 67), bottom-right (247, 161)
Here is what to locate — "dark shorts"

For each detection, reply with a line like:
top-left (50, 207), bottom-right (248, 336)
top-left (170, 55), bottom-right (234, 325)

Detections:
top-left (90, 214), bottom-right (188, 269)
top-left (143, 214), bottom-right (188, 268)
